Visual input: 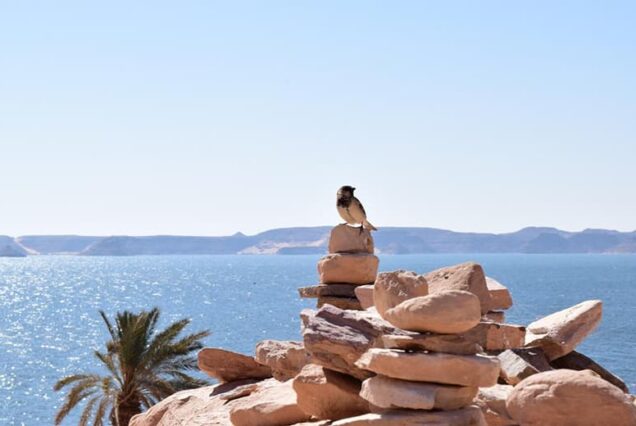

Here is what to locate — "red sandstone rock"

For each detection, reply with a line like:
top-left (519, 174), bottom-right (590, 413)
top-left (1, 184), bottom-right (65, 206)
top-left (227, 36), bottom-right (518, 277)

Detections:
top-left (506, 369), bottom-right (636, 426)
top-left (426, 262), bottom-right (492, 314)
top-left (198, 348), bottom-right (272, 383)
top-left (292, 364), bottom-right (369, 420)
top-left (383, 290), bottom-right (481, 334)
top-left (318, 254), bottom-right (379, 285)
top-left (373, 270), bottom-right (428, 318)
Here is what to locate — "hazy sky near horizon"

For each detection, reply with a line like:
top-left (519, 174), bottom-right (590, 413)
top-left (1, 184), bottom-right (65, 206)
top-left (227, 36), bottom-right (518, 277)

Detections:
top-left (1, 1), bottom-right (635, 236)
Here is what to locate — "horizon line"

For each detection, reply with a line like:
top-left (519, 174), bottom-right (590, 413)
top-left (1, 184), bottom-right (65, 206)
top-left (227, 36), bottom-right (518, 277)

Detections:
top-left (5, 224), bottom-right (635, 239)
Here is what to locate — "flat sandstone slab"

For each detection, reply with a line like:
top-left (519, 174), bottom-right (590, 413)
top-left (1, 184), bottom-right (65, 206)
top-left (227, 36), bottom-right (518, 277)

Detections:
top-left (459, 321), bottom-right (526, 351)
top-left (299, 284), bottom-right (358, 299)
top-left (317, 296), bottom-right (362, 311)
top-left (360, 375), bottom-right (477, 410)
top-left (525, 300), bottom-right (602, 360)
top-left (355, 348), bottom-right (500, 387)
top-left (198, 348), bottom-right (272, 383)
top-left (381, 333), bottom-right (481, 355)
top-left (330, 406), bottom-right (486, 425)
top-left (486, 277), bottom-right (513, 310)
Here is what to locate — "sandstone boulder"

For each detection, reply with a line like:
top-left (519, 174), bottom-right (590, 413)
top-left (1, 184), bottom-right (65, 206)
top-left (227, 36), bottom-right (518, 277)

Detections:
top-left (293, 364), bottom-right (369, 420)
top-left (255, 340), bottom-right (309, 382)
top-left (426, 262), bottom-right (491, 314)
top-left (551, 350), bottom-right (629, 393)
top-left (130, 379), bottom-right (272, 426)
top-left (198, 348), bottom-right (272, 383)
top-left (373, 270), bottom-right (428, 318)
top-left (506, 369), bottom-right (636, 426)
top-left (381, 333), bottom-right (481, 355)
top-left (355, 348), bottom-right (500, 387)
top-left (497, 347), bottom-right (552, 385)
top-left (525, 300), bottom-right (602, 360)
top-left (317, 296), bottom-right (362, 310)
top-left (383, 290), bottom-right (481, 334)
top-left (301, 305), bottom-right (404, 380)
top-left (486, 277), bottom-right (513, 310)
top-left (459, 321), bottom-right (525, 351)
top-left (318, 254), bottom-right (379, 285)
top-left (299, 284), bottom-right (357, 298)
top-left (354, 285), bottom-right (374, 309)
top-left (360, 375), bottom-right (478, 410)
top-left (473, 385), bottom-right (515, 426)
top-left (229, 379), bottom-right (311, 426)
top-left (328, 224), bottom-right (374, 254)
top-left (330, 406), bottom-right (487, 425)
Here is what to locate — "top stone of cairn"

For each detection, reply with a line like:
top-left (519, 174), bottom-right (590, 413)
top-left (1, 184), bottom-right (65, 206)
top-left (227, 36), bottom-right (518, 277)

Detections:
top-left (328, 224), bottom-right (374, 254)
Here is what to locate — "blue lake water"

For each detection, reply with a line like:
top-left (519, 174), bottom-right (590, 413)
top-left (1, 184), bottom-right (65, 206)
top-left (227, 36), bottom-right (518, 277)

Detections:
top-left (0, 254), bottom-right (634, 424)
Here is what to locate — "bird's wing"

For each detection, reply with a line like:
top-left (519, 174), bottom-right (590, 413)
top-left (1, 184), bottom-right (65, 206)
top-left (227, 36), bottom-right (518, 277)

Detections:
top-left (348, 197), bottom-right (368, 223)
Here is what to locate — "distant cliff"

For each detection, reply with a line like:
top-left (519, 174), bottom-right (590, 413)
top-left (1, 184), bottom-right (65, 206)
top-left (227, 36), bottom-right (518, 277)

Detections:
top-left (1, 226), bottom-right (635, 256)
top-left (0, 236), bottom-right (28, 257)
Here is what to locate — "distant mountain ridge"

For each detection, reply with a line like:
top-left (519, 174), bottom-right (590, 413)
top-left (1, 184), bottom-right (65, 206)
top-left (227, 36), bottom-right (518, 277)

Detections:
top-left (1, 226), bottom-right (635, 256)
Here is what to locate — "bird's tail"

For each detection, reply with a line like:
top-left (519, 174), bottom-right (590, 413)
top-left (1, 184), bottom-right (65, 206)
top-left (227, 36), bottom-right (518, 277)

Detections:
top-left (363, 220), bottom-right (378, 231)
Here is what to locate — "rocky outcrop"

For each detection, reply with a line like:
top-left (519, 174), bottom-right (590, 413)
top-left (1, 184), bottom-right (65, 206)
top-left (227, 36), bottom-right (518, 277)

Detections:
top-left (524, 300), bottom-right (602, 360)
top-left (132, 223), bottom-right (625, 426)
top-left (255, 340), bottom-right (309, 382)
top-left (0, 236), bottom-right (28, 257)
top-left (383, 290), bottom-right (481, 334)
top-left (329, 406), bottom-right (487, 425)
top-left (198, 348), bottom-right (272, 383)
top-left (373, 270), bottom-right (428, 318)
top-left (130, 378), bottom-right (274, 425)
top-left (506, 369), bottom-right (636, 426)
top-left (228, 379), bottom-right (311, 426)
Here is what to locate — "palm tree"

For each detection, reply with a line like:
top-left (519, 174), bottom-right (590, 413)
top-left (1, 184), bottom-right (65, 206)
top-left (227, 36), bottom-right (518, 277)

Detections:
top-left (54, 307), bottom-right (210, 426)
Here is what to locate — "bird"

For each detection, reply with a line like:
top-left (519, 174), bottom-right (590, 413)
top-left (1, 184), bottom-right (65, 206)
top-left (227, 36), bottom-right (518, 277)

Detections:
top-left (336, 186), bottom-right (377, 232)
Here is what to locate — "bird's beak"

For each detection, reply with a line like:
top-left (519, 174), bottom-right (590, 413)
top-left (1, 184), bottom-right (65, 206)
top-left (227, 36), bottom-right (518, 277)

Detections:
top-left (353, 187), bottom-right (356, 191)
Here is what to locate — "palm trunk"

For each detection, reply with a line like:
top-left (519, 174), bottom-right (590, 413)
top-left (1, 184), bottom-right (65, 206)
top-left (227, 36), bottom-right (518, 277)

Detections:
top-left (115, 394), bottom-right (141, 426)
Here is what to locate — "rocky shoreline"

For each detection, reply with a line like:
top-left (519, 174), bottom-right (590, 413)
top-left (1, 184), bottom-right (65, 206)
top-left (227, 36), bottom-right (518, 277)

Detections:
top-left (131, 225), bottom-right (636, 425)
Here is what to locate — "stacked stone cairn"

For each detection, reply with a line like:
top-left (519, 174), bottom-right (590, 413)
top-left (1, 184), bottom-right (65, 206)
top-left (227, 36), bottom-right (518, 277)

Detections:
top-left (131, 227), bottom-right (636, 426)
top-left (298, 224), bottom-right (378, 311)
top-left (347, 266), bottom-right (500, 425)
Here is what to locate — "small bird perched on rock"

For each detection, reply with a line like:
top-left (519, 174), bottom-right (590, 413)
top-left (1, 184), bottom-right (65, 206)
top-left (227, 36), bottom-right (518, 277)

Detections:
top-left (337, 186), bottom-right (377, 232)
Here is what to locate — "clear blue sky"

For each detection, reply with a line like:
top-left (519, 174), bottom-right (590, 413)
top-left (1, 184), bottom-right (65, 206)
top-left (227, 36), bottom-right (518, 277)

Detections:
top-left (1, 1), bottom-right (634, 236)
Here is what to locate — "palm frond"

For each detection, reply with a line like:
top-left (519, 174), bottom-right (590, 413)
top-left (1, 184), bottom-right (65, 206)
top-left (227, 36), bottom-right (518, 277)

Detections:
top-left (54, 374), bottom-right (100, 391)
top-left (78, 395), bottom-right (100, 426)
top-left (54, 386), bottom-right (98, 425)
